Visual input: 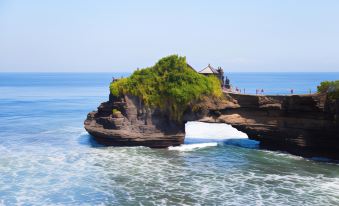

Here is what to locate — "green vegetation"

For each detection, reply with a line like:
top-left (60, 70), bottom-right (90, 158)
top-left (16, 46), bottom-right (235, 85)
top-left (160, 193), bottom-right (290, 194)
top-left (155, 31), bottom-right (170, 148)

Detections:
top-left (110, 55), bottom-right (223, 121)
top-left (112, 108), bottom-right (122, 118)
top-left (112, 109), bottom-right (120, 115)
top-left (317, 80), bottom-right (339, 99)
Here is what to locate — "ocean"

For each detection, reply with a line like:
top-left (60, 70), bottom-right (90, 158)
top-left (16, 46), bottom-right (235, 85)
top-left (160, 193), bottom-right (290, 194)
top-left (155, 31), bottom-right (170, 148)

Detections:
top-left (0, 72), bottom-right (339, 205)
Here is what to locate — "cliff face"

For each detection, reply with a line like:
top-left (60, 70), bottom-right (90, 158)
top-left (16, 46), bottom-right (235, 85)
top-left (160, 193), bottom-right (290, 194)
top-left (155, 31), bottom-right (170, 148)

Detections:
top-left (85, 92), bottom-right (339, 159)
top-left (196, 93), bottom-right (339, 159)
top-left (84, 94), bottom-right (185, 148)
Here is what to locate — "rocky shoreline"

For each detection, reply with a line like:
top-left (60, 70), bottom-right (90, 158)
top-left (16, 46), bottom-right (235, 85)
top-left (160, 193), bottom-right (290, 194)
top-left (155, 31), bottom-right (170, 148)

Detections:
top-left (85, 94), bottom-right (185, 148)
top-left (200, 93), bottom-right (339, 160)
top-left (85, 92), bottom-right (339, 160)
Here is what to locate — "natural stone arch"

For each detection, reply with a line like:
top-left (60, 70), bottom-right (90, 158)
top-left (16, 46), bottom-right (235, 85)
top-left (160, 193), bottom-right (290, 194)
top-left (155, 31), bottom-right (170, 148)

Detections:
top-left (85, 93), bottom-right (339, 159)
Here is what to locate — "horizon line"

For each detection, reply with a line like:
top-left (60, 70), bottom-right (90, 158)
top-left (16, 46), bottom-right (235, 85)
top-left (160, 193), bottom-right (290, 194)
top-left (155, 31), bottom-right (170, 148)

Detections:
top-left (1, 71), bottom-right (339, 73)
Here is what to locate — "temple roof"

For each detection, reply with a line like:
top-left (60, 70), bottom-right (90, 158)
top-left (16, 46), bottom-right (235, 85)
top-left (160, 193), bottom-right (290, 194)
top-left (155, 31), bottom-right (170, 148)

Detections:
top-left (198, 64), bottom-right (219, 74)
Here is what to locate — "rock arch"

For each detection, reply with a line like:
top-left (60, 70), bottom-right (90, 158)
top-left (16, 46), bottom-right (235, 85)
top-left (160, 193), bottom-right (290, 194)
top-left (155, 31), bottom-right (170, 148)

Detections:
top-left (85, 93), bottom-right (339, 159)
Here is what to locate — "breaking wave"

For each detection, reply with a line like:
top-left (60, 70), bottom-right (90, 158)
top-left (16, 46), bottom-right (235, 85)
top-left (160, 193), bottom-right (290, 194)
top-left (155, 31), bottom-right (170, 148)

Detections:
top-left (168, 121), bottom-right (259, 151)
top-left (168, 142), bottom-right (218, 151)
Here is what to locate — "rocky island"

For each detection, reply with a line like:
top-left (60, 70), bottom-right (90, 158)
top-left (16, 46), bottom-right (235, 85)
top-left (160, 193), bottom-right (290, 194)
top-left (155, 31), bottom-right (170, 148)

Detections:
top-left (85, 55), bottom-right (339, 160)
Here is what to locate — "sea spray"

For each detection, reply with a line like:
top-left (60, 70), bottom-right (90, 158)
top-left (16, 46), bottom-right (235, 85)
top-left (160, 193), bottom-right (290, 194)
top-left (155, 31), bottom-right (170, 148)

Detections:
top-left (185, 121), bottom-right (248, 140)
top-left (183, 121), bottom-right (259, 148)
top-left (168, 142), bottom-right (218, 151)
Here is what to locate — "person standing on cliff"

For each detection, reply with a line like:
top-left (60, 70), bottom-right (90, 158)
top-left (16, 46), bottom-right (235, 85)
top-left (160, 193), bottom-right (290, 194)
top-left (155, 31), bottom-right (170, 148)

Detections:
top-left (291, 89), bottom-right (294, 95)
top-left (261, 89), bottom-right (264, 95)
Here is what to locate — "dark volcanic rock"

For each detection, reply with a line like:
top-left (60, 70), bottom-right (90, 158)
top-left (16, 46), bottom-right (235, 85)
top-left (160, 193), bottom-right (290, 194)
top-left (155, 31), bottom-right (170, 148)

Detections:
top-left (198, 93), bottom-right (339, 160)
top-left (84, 95), bottom-right (185, 148)
top-left (85, 92), bottom-right (339, 160)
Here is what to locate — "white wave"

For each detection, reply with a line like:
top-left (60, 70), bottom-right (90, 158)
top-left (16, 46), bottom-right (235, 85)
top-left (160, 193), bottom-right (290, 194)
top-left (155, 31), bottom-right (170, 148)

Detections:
top-left (321, 180), bottom-right (339, 191)
top-left (168, 143), bottom-right (218, 151)
top-left (47, 156), bottom-right (66, 163)
top-left (80, 131), bottom-right (89, 136)
top-left (185, 121), bottom-right (248, 140)
top-left (0, 145), bottom-right (10, 153)
top-left (184, 121), bottom-right (259, 148)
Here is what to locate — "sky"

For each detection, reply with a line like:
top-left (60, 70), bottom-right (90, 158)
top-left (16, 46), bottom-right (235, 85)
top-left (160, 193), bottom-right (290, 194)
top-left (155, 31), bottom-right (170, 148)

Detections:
top-left (0, 0), bottom-right (339, 72)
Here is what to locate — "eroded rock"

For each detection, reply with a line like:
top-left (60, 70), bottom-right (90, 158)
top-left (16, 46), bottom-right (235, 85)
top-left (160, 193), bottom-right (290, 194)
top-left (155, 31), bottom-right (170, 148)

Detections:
top-left (85, 92), bottom-right (339, 160)
top-left (85, 95), bottom-right (185, 148)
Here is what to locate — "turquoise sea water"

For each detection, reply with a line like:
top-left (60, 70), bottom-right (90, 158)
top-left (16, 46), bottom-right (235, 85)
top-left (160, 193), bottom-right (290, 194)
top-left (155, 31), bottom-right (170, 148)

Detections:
top-left (0, 72), bottom-right (339, 205)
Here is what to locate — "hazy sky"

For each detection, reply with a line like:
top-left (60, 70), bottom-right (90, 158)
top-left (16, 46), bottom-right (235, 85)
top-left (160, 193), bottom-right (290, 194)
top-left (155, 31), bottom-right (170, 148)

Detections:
top-left (1, 0), bottom-right (339, 72)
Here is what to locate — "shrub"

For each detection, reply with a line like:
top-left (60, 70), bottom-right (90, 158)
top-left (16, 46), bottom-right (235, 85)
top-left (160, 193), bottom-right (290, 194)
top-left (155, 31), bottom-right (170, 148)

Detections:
top-left (317, 80), bottom-right (339, 99)
top-left (110, 55), bottom-right (223, 121)
top-left (112, 109), bottom-right (121, 115)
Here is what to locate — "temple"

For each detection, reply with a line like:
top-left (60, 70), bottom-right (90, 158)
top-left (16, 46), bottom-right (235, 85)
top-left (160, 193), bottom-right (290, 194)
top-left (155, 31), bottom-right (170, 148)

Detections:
top-left (198, 64), bottom-right (230, 89)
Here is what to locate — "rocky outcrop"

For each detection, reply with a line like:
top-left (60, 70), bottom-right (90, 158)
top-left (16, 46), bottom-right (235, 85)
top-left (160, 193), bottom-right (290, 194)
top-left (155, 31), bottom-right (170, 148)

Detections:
top-left (85, 92), bottom-right (339, 160)
top-left (196, 93), bottom-right (339, 160)
top-left (84, 94), bottom-right (185, 148)
top-left (84, 93), bottom-right (238, 148)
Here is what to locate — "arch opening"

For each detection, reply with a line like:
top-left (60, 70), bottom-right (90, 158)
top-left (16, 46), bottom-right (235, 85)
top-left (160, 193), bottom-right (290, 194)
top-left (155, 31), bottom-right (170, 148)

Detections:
top-left (171, 121), bottom-right (260, 150)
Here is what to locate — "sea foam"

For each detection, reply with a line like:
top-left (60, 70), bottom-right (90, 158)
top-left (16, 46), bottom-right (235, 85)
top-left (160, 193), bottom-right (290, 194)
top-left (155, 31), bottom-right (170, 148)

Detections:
top-left (169, 121), bottom-right (259, 151)
top-left (168, 142), bottom-right (218, 151)
top-left (185, 121), bottom-right (248, 140)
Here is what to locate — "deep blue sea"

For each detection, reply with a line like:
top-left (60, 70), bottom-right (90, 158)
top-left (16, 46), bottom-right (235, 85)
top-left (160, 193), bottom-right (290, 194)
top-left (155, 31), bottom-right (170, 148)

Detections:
top-left (0, 72), bottom-right (339, 205)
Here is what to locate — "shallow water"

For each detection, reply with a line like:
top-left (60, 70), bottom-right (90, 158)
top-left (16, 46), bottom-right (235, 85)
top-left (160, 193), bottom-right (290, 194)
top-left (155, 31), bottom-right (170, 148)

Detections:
top-left (0, 73), bottom-right (339, 205)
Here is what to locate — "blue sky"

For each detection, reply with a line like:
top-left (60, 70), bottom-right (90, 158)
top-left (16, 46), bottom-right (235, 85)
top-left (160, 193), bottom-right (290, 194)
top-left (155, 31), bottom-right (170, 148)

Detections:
top-left (0, 0), bottom-right (339, 72)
